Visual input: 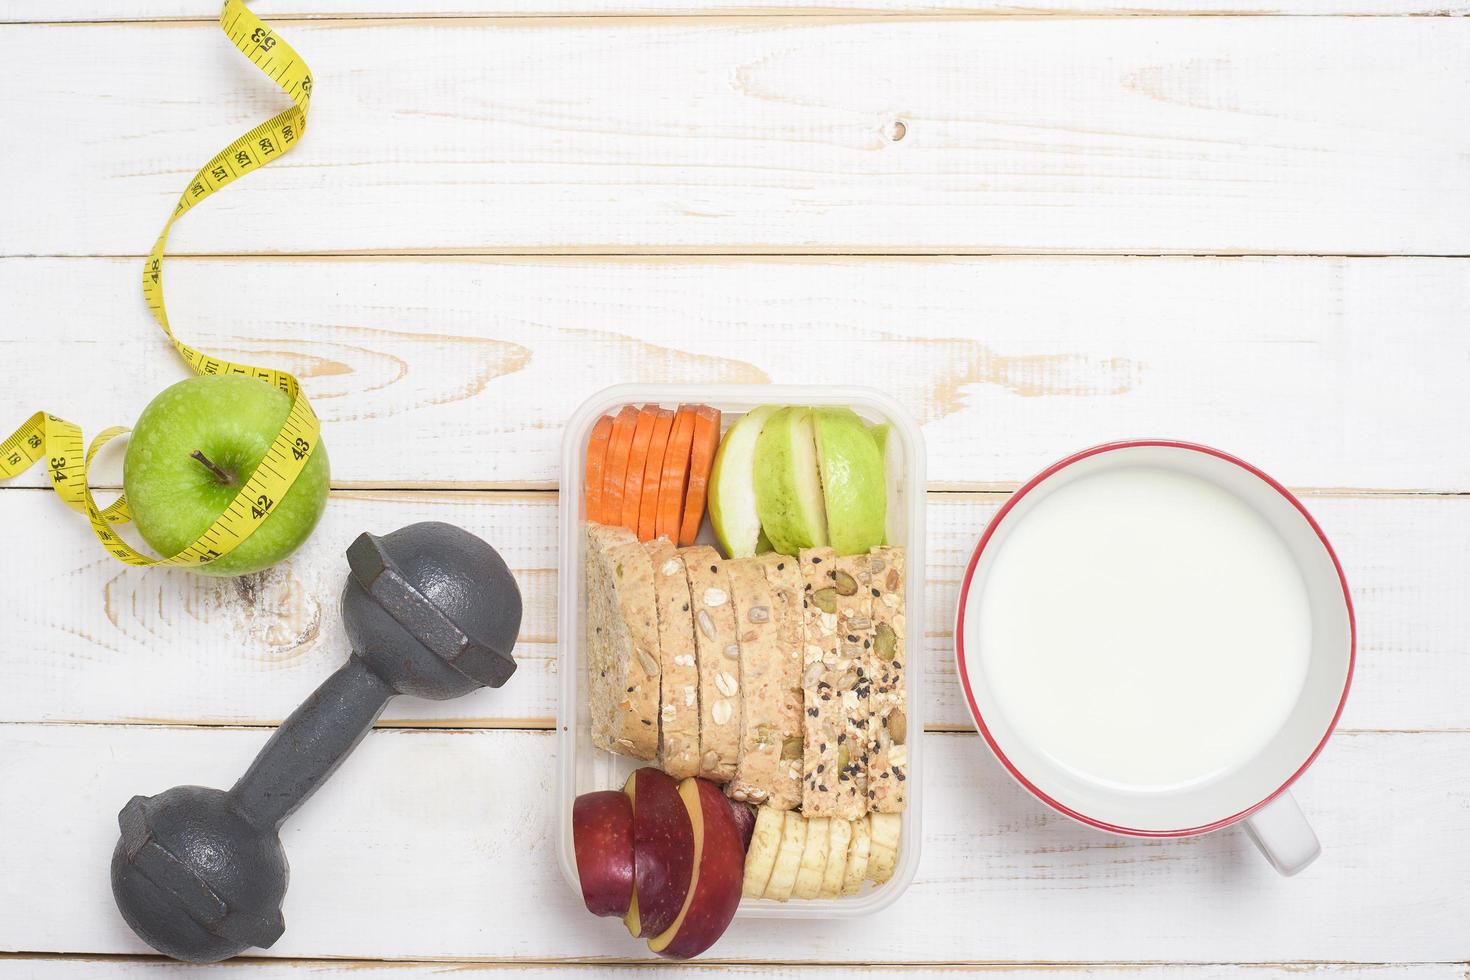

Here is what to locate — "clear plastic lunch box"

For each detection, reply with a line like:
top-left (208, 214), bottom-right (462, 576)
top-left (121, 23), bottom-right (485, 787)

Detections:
top-left (556, 384), bottom-right (926, 918)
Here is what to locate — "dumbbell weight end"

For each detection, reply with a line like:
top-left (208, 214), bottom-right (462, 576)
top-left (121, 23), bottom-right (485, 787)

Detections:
top-left (110, 522), bottom-right (522, 963)
top-left (110, 658), bottom-right (393, 964)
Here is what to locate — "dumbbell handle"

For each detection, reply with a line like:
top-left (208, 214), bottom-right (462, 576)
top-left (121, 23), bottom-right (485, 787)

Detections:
top-left (230, 654), bottom-right (394, 830)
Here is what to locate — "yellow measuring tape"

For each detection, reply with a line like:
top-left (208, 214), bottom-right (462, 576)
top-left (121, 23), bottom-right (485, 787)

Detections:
top-left (0, 0), bottom-right (321, 568)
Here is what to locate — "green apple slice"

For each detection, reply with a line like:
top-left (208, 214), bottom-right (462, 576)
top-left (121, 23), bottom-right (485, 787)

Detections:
top-left (707, 405), bottom-right (779, 558)
top-left (871, 422), bottom-right (902, 546)
top-left (754, 407), bottom-right (829, 556)
top-left (813, 407), bottom-right (885, 556)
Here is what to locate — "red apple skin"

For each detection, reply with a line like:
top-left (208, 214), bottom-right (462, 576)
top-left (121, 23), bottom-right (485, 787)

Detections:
top-left (655, 778), bottom-right (746, 960)
top-left (572, 791), bottom-right (635, 918)
top-left (629, 768), bottom-right (696, 938)
top-left (727, 799), bottom-right (756, 852)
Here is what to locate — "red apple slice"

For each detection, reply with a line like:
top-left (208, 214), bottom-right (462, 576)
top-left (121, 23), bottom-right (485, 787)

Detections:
top-left (572, 790), bottom-right (634, 918)
top-left (648, 778), bottom-right (746, 960)
top-left (727, 798), bottom-right (757, 852)
top-left (622, 768), bottom-right (695, 939)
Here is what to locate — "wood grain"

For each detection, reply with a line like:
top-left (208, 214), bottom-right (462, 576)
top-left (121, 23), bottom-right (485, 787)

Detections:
top-left (2, 487), bottom-right (1465, 732)
top-left (1, 961), bottom-right (1462, 978)
top-left (2, 20), bottom-right (1467, 256)
top-left (3, 3), bottom-right (1466, 970)
top-left (8, 0), bottom-right (1469, 19)
top-left (1, 725), bottom-right (1465, 962)
top-left (4, 256), bottom-right (1468, 492)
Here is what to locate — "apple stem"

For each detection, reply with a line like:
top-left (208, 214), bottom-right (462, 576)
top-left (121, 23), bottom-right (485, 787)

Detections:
top-left (190, 450), bottom-right (234, 485)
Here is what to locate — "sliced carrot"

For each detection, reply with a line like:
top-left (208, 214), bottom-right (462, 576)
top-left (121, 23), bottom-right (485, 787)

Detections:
top-left (584, 415), bottom-right (614, 524)
top-left (621, 407), bottom-right (659, 533)
top-left (638, 409), bottom-right (676, 541)
top-left (678, 406), bottom-right (722, 547)
top-left (656, 408), bottom-right (697, 542)
top-left (602, 406), bottom-right (640, 529)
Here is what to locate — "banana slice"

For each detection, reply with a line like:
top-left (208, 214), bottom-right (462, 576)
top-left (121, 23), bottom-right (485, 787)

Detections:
top-left (819, 816), bottom-right (852, 897)
top-left (791, 816), bottom-right (830, 900)
top-left (762, 809), bottom-right (807, 901)
top-left (742, 805), bottom-right (785, 898)
top-left (866, 812), bottom-right (902, 884)
top-left (842, 814), bottom-right (871, 895)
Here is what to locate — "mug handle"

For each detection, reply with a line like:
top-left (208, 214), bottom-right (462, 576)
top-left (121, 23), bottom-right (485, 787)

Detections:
top-left (1242, 791), bottom-right (1320, 876)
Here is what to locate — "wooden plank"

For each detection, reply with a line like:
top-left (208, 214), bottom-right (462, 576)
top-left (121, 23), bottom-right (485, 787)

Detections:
top-left (0, 489), bottom-right (560, 730)
top-left (0, 725), bottom-right (1464, 961)
top-left (2, 20), bottom-right (1467, 256)
top-left (4, 256), bottom-right (1468, 492)
top-left (7, 0), bottom-right (1469, 20)
top-left (0, 960), bottom-right (1462, 978)
top-left (2, 487), bottom-right (1465, 733)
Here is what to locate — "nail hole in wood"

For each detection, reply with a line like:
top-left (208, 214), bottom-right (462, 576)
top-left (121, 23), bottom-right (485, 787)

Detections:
top-left (888, 120), bottom-right (906, 141)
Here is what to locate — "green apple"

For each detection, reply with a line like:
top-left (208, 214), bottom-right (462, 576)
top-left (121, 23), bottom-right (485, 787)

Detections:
top-left (123, 375), bottom-right (330, 575)
top-left (707, 404), bottom-right (779, 558)
top-left (813, 407), bottom-right (885, 556)
top-left (753, 407), bottom-right (828, 556)
top-left (870, 422), bottom-right (901, 546)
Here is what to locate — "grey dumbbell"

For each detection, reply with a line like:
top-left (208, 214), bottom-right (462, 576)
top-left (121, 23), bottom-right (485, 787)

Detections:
top-left (110, 521), bottom-right (522, 962)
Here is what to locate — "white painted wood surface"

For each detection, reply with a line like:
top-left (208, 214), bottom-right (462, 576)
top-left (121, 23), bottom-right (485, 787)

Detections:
top-left (1, 725), bottom-right (1466, 962)
top-left (11, 1), bottom-right (1470, 18)
top-left (2, 488), bottom-right (1466, 732)
top-left (5, 257), bottom-right (1468, 492)
top-left (3, 965), bottom-right (1461, 980)
top-left (0, 0), bottom-right (1465, 974)
top-left (4, 20), bottom-right (1469, 256)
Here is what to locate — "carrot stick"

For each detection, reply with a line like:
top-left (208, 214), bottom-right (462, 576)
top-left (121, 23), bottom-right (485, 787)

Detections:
top-left (602, 405), bottom-right (640, 529)
top-left (656, 408), bottom-right (696, 542)
top-left (679, 406), bottom-right (722, 547)
top-left (638, 409), bottom-right (676, 541)
top-left (584, 415), bottom-right (614, 524)
top-left (621, 407), bottom-right (659, 533)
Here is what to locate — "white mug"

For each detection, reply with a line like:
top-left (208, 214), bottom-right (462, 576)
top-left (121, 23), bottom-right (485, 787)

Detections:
top-left (955, 441), bottom-right (1355, 875)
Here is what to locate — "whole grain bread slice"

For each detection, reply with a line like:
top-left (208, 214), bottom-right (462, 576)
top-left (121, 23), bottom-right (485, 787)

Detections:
top-left (682, 545), bottom-right (741, 783)
top-left (756, 552), bottom-right (806, 809)
top-left (726, 558), bottom-right (801, 809)
top-left (645, 537), bottom-right (701, 779)
top-left (586, 523), bottom-right (660, 760)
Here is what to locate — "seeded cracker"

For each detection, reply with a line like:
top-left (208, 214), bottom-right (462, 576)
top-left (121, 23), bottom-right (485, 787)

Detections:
top-left (682, 545), bottom-right (741, 782)
top-left (865, 546), bottom-right (908, 812)
top-left (831, 553), bottom-right (874, 820)
top-left (798, 547), bottom-right (852, 817)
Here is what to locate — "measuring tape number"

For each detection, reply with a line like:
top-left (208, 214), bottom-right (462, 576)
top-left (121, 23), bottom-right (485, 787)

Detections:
top-left (0, 0), bottom-right (322, 568)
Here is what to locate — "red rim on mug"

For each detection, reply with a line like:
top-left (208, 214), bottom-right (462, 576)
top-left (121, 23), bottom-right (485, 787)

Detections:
top-left (953, 440), bottom-right (1356, 838)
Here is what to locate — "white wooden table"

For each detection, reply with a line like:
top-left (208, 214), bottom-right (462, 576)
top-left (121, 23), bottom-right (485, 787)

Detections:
top-left (2, 0), bottom-right (1468, 975)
